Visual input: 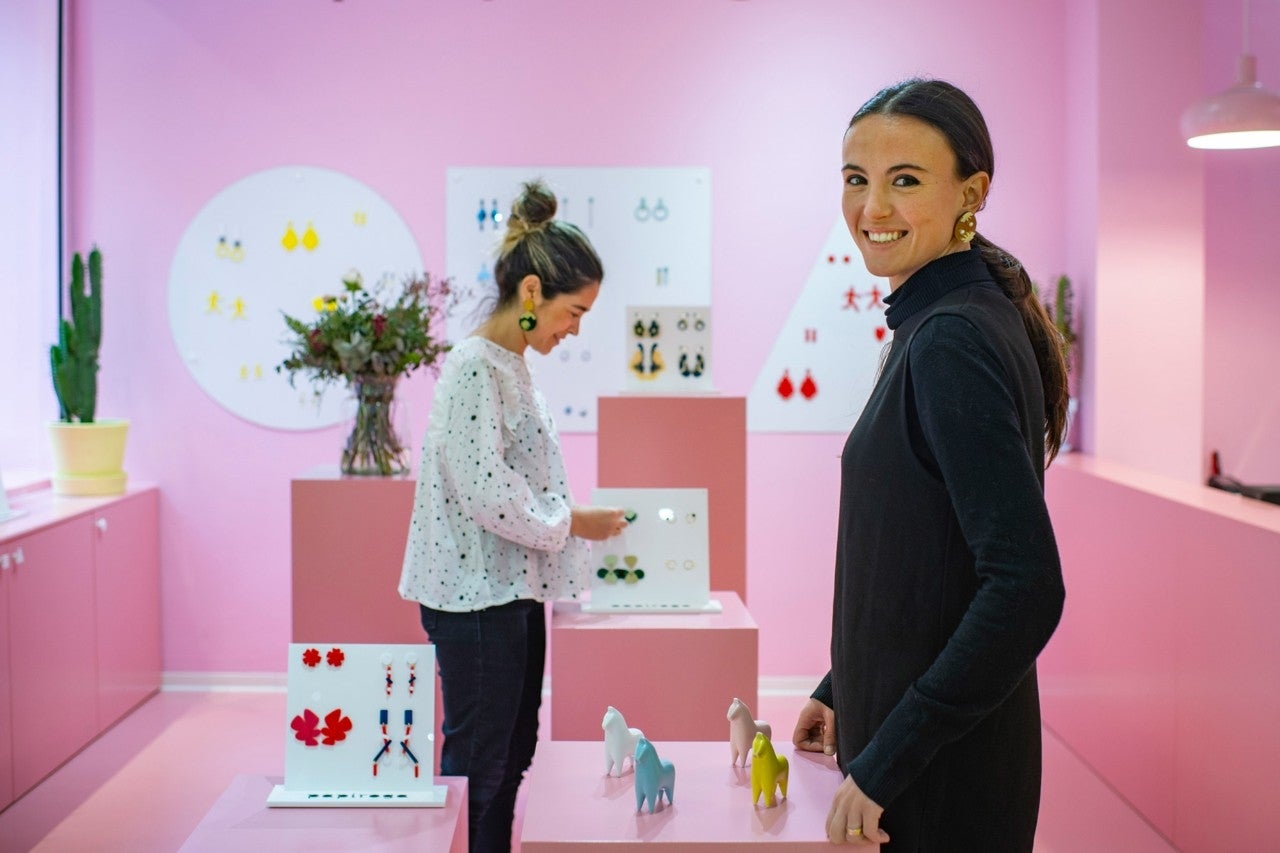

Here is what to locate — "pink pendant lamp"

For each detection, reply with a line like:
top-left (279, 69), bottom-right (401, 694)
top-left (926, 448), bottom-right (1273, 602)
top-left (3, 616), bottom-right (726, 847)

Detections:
top-left (1182, 0), bottom-right (1280, 149)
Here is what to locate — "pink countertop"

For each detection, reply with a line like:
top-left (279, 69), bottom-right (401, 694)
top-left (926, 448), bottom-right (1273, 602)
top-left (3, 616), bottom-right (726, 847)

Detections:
top-left (0, 482), bottom-right (159, 544)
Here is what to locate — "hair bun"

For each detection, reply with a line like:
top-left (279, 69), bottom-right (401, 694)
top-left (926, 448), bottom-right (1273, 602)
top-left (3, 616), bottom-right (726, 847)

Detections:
top-left (510, 179), bottom-right (557, 231)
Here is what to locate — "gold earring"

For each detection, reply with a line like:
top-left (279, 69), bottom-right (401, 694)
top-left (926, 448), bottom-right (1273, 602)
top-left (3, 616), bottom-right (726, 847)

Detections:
top-left (518, 298), bottom-right (537, 332)
top-left (954, 211), bottom-right (977, 243)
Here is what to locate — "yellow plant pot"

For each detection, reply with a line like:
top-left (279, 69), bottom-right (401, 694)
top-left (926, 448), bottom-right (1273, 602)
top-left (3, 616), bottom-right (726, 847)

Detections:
top-left (48, 419), bottom-right (130, 496)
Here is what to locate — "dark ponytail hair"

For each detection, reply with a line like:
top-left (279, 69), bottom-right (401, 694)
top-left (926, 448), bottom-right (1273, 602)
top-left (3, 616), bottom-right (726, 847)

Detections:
top-left (851, 79), bottom-right (1069, 463)
top-left (491, 180), bottom-right (603, 311)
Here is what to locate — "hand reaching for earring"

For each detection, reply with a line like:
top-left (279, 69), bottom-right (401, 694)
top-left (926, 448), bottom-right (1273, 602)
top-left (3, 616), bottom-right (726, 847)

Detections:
top-left (570, 506), bottom-right (628, 540)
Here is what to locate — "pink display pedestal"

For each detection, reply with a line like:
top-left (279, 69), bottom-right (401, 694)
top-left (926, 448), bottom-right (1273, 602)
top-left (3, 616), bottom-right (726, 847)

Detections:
top-left (598, 396), bottom-right (747, 603)
top-left (179, 774), bottom-right (468, 852)
top-left (550, 591), bottom-right (757, 742)
top-left (520, 740), bottom-right (847, 851)
top-left (290, 466), bottom-right (444, 774)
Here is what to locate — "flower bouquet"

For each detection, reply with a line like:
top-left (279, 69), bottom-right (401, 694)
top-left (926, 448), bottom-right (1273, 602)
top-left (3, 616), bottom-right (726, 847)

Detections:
top-left (278, 270), bottom-right (451, 475)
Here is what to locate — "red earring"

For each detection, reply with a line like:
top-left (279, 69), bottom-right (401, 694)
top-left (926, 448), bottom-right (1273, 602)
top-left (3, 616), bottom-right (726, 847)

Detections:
top-left (302, 648), bottom-right (321, 668)
top-left (326, 647), bottom-right (345, 668)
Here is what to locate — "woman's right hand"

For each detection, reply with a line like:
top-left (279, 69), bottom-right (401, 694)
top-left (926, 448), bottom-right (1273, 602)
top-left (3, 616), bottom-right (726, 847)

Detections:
top-left (570, 506), bottom-right (628, 541)
top-left (792, 697), bottom-right (837, 755)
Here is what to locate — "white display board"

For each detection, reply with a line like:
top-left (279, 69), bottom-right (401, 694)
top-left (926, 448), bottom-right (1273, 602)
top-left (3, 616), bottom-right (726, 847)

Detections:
top-left (584, 488), bottom-right (718, 613)
top-left (446, 167), bottom-right (712, 432)
top-left (267, 643), bottom-right (446, 807)
top-left (168, 166), bottom-right (425, 430)
top-left (748, 218), bottom-right (890, 433)
top-left (623, 305), bottom-right (714, 393)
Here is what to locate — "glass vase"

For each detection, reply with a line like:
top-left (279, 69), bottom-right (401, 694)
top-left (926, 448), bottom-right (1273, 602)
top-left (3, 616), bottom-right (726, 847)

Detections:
top-left (341, 375), bottom-right (409, 476)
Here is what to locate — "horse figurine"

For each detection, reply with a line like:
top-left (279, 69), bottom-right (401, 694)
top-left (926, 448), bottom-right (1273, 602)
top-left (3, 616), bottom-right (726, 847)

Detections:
top-left (633, 737), bottom-right (676, 814)
top-left (750, 731), bottom-right (789, 808)
top-left (602, 705), bottom-right (644, 777)
top-left (727, 697), bottom-right (772, 767)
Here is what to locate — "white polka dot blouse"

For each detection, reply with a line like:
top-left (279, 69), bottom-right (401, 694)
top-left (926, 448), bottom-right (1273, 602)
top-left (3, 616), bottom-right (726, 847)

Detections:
top-left (398, 336), bottom-right (590, 611)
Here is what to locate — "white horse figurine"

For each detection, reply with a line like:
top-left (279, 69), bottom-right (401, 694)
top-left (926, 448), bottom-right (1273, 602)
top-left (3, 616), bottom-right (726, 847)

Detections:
top-left (602, 705), bottom-right (645, 777)
top-left (727, 697), bottom-right (772, 767)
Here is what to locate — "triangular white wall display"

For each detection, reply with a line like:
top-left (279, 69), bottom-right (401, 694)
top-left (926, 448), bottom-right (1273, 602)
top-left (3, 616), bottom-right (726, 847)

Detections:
top-left (748, 218), bottom-right (890, 434)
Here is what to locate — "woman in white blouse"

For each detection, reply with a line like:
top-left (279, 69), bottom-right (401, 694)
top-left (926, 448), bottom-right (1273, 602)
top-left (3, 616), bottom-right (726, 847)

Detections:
top-left (399, 180), bottom-right (626, 852)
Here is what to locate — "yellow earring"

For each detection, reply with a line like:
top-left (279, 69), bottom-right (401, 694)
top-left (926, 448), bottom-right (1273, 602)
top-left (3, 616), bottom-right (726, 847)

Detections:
top-left (954, 211), bottom-right (977, 243)
top-left (518, 298), bottom-right (537, 332)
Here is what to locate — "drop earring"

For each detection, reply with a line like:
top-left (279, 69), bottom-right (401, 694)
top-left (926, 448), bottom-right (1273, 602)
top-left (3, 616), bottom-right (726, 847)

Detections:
top-left (954, 211), bottom-right (977, 243)
top-left (648, 316), bottom-right (660, 338)
top-left (519, 298), bottom-right (538, 332)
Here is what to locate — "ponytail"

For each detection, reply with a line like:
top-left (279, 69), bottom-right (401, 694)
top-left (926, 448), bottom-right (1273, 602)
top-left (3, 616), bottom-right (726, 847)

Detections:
top-left (972, 234), bottom-right (1069, 462)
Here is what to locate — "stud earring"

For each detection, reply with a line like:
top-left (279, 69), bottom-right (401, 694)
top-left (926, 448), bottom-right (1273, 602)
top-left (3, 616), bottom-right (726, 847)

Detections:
top-left (649, 317), bottom-right (660, 338)
top-left (519, 298), bottom-right (538, 332)
top-left (677, 314), bottom-right (689, 332)
top-left (634, 317), bottom-right (646, 337)
top-left (954, 211), bottom-right (977, 243)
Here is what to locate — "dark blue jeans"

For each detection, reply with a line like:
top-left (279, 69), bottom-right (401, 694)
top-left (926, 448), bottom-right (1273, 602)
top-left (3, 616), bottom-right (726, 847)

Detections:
top-left (419, 599), bottom-right (545, 853)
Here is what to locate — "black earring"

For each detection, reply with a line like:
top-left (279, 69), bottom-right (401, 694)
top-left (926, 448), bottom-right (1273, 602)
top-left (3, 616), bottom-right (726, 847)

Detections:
top-left (634, 318), bottom-right (646, 337)
top-left (649, 317), bottom-right (660, 337)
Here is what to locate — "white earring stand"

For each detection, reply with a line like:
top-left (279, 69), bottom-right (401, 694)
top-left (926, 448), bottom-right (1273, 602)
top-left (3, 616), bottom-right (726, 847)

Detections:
top-left (584, 488), bottom-right (720, 613)
top-left (267, 643), bottom-right (447, 808)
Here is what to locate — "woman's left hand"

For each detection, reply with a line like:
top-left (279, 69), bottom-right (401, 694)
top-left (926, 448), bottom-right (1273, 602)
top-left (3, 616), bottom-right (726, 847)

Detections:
top-left (826, 774), bottom-right (889, 846)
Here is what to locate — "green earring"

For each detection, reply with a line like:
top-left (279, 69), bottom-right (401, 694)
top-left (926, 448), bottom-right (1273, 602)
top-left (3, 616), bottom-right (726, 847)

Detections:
top-left (518, 298), bottom-right (537, 332)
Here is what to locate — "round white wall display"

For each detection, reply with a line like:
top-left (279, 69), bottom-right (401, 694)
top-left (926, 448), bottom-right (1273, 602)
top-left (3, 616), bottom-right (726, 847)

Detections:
top-left (168, 166), bottom-right (424, 430)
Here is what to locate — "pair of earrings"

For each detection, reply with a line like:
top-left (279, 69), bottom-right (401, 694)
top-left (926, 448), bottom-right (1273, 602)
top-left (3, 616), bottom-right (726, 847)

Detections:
top-left (381, 653), bottom-right (418, 697)
top-left (301, 647), bottom-right (345, 668)
top-left (372, 709), bottom-right (419, 778)
top-left (598, 554), bottom-right (645, 584)
top-left (215, 234), bottom-right (245, 262)
top-left (631, 342), bottom-right (664, 379)
top-left (679, 349), bottom-right (706, 378)
top-left (291, 707), bottom-right (353, 747)
top-left (777, 369), bottom-right (819, 400)
top-left (281, 221), bottom-right (319, 252)
top-left (676, 313), bottom-right (706, 332)
top-left (634, 316), bottom-right (661, 337)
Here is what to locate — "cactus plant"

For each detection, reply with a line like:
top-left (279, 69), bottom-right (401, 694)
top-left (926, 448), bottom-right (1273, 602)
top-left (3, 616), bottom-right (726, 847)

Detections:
top-left (50, 247), bottom-right (103, 423)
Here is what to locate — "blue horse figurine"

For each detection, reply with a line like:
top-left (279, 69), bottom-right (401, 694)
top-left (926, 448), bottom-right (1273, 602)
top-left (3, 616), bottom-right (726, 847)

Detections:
top-left (751, 731), bottom-right (789, 807)
top-left (633, 737), bottom-right (676, 814)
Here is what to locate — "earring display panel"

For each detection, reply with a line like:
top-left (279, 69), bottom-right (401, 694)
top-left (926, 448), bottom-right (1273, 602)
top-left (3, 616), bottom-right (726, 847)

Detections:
top-left (168, 166), bottom-right (425, 430)
top-left (446, 168), bottom-right (712, 433)
top-left (625, 304), bottom-right (713, 394)
top-left (267, 643), bottom-right (447, 807)
top-left (748, 217), bottom-right (889, 433)
top-left (583, 488), bottom-right (721, 614)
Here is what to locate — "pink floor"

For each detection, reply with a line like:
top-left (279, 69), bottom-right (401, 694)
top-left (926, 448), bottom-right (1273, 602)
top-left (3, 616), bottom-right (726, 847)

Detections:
top-left (0, 689), bottom-right (1175, 852)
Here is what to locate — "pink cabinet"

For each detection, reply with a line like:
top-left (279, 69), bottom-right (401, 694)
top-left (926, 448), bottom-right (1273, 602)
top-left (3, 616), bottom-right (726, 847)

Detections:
top-left (6, 516), bottom-right (99, 799)
top-left (0, 486), bottom-right (160, 810)
top-left (0, 547), bottom-right (12, 807)
top-left (93, 490), bottom-right (161, 729)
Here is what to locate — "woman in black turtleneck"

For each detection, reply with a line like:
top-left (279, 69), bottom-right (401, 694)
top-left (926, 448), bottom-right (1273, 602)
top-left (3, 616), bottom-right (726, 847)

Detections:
top-left (791, 79), bottom-right (1069, 852)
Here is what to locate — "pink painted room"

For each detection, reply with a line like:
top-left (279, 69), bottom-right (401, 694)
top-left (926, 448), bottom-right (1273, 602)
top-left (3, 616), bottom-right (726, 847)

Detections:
top-left (1, 1), bottom-right (1277, 851)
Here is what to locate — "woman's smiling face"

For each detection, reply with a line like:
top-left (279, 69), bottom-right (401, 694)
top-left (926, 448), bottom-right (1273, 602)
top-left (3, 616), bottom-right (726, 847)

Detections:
top-left (841, 113), bottom-right (988, 290)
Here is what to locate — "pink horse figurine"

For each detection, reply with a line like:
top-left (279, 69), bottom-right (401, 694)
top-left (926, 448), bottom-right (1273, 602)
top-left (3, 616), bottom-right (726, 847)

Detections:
top-left (727, 697), bottom-right (772, 767)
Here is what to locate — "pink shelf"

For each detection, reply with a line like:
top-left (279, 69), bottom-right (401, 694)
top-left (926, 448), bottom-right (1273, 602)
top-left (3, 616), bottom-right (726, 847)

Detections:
top-left (179, 774), bottom-right (468, 852)
top-left (550, 592), bottom-right (757, 742)
top-left (520, 739), bottom-right (845, 851)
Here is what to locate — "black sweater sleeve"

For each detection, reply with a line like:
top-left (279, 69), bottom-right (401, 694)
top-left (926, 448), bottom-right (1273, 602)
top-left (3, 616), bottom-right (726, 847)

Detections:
top-left (846, 313), bottom-right (1065, 806)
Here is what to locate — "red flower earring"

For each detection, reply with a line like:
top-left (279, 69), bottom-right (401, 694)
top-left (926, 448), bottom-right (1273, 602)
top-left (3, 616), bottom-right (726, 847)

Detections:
top-left (301, 648), bottom-right (321, 668)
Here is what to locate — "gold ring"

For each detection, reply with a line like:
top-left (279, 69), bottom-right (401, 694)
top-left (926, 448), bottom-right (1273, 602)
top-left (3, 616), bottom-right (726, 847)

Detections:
top-left (847, 826), bottom-right (863, 837)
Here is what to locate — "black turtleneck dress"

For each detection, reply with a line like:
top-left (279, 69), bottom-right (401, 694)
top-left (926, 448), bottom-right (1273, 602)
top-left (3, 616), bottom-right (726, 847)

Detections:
top-left (811, 248), bottom-right (1065, 852)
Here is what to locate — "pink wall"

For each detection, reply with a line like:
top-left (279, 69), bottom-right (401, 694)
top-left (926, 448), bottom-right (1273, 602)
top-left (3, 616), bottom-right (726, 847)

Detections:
top-left (1091, 0), bottom-right (1207, 483)
top-left (56, 0), bottom-right (1074, 675)
top-left (0, 0), bottom-right (60, 478)
top-left (1202, 2), bottom-right (1280, 483)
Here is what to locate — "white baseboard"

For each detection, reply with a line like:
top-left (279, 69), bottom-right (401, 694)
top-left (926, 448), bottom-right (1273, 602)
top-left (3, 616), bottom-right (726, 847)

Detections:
top-left (161, 671), bottom-right (824, 696)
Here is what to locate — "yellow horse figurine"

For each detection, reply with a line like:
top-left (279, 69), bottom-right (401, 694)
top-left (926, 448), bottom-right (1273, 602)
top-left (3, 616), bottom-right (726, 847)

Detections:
top-left (750, 731), bottom-right (789, 807)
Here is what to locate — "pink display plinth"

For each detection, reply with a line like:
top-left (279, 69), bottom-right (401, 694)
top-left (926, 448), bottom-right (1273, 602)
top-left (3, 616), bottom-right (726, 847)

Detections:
top-left (179, 774), bottom-right (467, 853)
top-left (290, 467), bottom-right (443, 774)
top-left (598, 396), bottom-right (747, 603)
top-left (550, 592), bottom-right (757, 742)
top-left (520, 740), bottom-right (847, 851)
